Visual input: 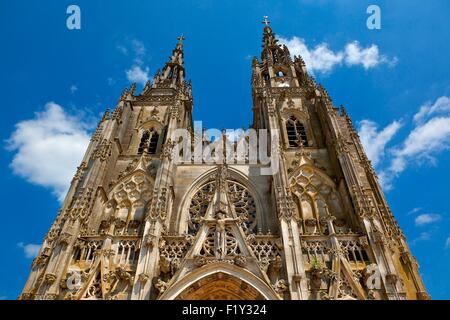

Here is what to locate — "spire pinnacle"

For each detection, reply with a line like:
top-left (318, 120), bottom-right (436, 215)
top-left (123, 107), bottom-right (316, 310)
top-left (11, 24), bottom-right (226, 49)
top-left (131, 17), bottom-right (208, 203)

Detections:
top-left (176, 34), bottom-right (185, 50)
top-left (261, 16), bottom-right (277, 48)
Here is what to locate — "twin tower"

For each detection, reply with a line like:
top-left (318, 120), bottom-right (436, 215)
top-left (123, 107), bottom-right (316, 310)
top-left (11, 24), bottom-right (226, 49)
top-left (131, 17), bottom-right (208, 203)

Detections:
top-left (20, 22), bottom-right (429, 300)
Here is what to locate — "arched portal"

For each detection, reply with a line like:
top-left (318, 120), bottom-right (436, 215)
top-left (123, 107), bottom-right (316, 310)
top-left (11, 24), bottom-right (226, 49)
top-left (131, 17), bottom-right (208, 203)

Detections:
top-left (175, 272), bottom-right (264, 300)
top-left (159, 263), bottom-right (280, 300)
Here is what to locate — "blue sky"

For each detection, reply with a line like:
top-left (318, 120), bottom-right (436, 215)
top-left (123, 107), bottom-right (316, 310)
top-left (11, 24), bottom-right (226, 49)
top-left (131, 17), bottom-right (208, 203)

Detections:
top-left (0, 0), bottom-right (449, 299)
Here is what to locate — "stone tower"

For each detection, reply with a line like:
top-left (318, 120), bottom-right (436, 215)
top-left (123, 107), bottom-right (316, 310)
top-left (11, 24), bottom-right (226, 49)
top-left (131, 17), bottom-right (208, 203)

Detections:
top-left (20, 21), bottom-right (429, 300)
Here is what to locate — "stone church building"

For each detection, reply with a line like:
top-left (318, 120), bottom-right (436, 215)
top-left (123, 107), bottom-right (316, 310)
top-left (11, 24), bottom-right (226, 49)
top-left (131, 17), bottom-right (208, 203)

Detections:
top-left (20, 21), bottom-right (429, 300)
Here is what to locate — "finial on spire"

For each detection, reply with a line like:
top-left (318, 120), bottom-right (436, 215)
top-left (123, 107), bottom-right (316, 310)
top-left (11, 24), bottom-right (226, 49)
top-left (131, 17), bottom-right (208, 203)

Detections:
top-left (177, 34), bottom-right (185, 44)
top-left (262, 16), bottom-right (270, 26)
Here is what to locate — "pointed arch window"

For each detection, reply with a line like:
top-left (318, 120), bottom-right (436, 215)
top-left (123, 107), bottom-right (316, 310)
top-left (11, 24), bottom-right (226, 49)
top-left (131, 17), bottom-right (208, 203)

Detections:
top-left (138, 128), bottom-right (160, 155)
top-left (138, 131), bottom-right (150, 154)
top-left (148, 130), bottom-right (159, 154)
top-left (286, 116), bottom-right (308, 147)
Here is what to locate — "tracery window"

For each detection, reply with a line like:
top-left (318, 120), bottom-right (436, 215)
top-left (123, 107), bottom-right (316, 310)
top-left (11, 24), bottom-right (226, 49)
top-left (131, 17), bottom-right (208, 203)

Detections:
top-left (148, 130), bottom-right (159, 154)
top-left (72, 240), bottom-right (104, 263)
top-left (115, 240), bottom-right (139, 266)
top-left (286, 116), bottom-right (308, 147)
top-left (188, 180), bottom-right (257, 235)
top-left (138, 128), bottom-right (159, 154)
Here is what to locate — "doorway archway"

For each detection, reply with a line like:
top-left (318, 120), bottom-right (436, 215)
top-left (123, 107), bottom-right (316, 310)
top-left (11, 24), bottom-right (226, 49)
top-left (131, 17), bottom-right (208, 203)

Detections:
top-left (159, 263), bottom-right (280, 300)
top-left (176, 272), bottom-right (264, 300)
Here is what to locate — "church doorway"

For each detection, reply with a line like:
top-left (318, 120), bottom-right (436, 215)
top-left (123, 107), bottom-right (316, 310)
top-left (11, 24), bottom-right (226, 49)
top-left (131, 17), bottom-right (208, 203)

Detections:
top-left (175, 272), bottom-right (265, 300)
top-left (158, 263), bottom-right (281, 300)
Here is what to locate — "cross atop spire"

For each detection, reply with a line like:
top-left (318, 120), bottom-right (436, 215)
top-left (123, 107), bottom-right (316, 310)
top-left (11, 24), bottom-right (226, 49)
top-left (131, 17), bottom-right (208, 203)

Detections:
top-left (177, 34), bottom-right (185, 44)
top-left (262, 15), bottom-right (270, 26)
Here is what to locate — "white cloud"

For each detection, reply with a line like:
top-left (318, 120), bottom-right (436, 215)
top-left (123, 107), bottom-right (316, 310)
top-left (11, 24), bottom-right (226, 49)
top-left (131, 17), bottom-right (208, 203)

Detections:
top-left (363, 96), bottom-right (450, 190)
top-left (358, 119), bottom-right (402, 167)
top-left (390, 116), bottom-right (450, 175)
top-left (445, 236), bottom-right (450, 249)
top-left (121, 38), bottom-right (150, 86)
top-left (413, 96), bottom-right (450, 123)
top-left (279, 36), bottom-right (343, 73)
top-left (6, 102), bottom-right (92, 201)
top-left (415, 213), bottom-right (441, 226)
top-left (17, 242), bottom-right (41, 259)
top-left (345, 41), bottom-right (397, 69)
top-left (279, 36), bottom-right (396, 74)
top-left (376, 170), bottom-right (393, 191)
top-left (126, 65), bottom-right (149, 86)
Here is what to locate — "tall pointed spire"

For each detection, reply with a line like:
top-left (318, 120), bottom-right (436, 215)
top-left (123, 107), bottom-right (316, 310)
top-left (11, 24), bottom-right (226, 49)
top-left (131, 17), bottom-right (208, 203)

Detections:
top-left (252, 17), bottom-right (301, 89)
top-left (151, 35), bottom-right (186, 89)
top-left (260, 18), bottom-right (291, 65)
top-left (261, 15), bottom-right (279, 51)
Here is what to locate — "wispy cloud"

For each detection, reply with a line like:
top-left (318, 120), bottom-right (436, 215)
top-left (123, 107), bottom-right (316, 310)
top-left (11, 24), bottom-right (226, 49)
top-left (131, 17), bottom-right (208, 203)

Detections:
top-left (279, 36), bottom-right (397, 74)
top-left (17, 242), bottom-right (41, 259)
top-left (390, 117), bottom-right (450, 175)
top-left (126, 66), bottom-right (149, 86)
top-left (120, 38), bottom-right (150, 86)
top-left (413, 96), bottom-right (450, 124)
top-left (412, 232), bottom-right (431, 245)
top-left (107, 77), bottom-right (116, 86)
top-left (6, 102), bottom-right (93, 201)
top-left (70, 85), bottom-right (78, 94)
top-left (358, 96), bottom-right (450, 190)
top-left (116, 45), bottom-right (128, 55)
top-left (358, 119), bottom-right (402, 167)
top-left (408, 207), bottom-right (422, 215)
top-left (445, 236), bottom-right (450, 249)
top-left (415, 213), bottom-right (441, 226)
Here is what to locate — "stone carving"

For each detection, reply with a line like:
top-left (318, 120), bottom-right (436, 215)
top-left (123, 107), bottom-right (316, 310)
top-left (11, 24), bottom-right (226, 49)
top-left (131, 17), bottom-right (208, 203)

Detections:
top-left (93, 139), bottom-right (112, 162)
top-left (154, 279), bottom-right (168, 294)
top-left (274, 279), bottom-right (288, 294)
top-left (20, 21), bottom-right (429, 301)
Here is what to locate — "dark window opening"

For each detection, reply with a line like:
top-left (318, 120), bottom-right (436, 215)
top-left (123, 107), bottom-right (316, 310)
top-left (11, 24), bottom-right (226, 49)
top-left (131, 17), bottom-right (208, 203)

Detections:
top-left (138, 131), bottom-right (150, 154)
top-left (286, 116), bottom-right (308, 147)
top-left (73, 248), bottom-right (81, 261)
top-left (138, 129), bottom-right (160, 155)
top-left (148, 130), bottom-right (159, 154)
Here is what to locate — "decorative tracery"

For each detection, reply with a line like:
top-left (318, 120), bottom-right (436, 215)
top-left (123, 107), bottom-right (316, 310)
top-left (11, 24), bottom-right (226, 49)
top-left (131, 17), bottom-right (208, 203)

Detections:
top-left (286, 116), bottom-right (308, 147)
top-left (188, 180), bottom-right (257, 235)
top-left (138, 128), bottom-right (160, 154)
top-left (290, 166), bottom-right (348, 234)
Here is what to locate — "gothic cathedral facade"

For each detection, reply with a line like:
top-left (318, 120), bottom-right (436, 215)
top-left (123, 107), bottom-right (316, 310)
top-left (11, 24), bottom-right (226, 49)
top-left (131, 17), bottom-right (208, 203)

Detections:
top-left (20, 23), bottom-right (429, 300)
